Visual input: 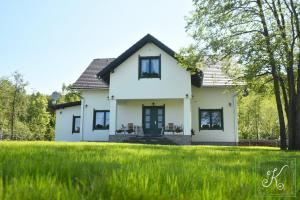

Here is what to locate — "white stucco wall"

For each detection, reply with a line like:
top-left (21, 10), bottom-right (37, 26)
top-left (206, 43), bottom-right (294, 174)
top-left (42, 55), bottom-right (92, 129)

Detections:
top-left (109, 43), bottom-right (191, 99)
top-left (55, 87), bottom-right (238, 143)
top-left (81, 89), bottom-right (110, 141)
top-left (191, 87), bottom-right (238, 143)
top-left (55, 106), bottom-right (81, 141)
top-left (116, 99), bottom-right (183, 129)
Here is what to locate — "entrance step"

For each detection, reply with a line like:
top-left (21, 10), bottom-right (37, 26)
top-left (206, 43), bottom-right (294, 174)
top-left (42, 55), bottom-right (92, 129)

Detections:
top-left (109, 135), bottom-right (191, 145)
top-left (123, 135), bottom-right (176, 145)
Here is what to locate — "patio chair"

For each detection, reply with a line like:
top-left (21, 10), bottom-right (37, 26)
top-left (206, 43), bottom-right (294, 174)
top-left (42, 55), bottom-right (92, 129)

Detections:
top-left (168, 123), bottom-right (175, 132)
top-left (127, 123), bottom-right (134, 134)
top-left (163, 123), bottom-right (175, 135)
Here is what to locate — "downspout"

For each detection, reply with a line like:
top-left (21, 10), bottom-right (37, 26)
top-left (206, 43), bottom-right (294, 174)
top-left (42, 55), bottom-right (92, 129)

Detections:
top-left (232, 92), bottom-right (238, 145)
top-left (80, 97), bottom-right (85, 141)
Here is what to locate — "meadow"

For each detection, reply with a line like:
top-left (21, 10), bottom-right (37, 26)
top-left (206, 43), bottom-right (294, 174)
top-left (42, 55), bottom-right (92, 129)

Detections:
top-left (0, 142), bottom-right (299, 200)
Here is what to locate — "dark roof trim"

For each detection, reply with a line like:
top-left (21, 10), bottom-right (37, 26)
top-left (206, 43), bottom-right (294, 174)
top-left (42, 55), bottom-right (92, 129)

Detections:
top-left (97, 34), bottom-right (176, 82)
top-left (53, 101), bottom-right (81, 110)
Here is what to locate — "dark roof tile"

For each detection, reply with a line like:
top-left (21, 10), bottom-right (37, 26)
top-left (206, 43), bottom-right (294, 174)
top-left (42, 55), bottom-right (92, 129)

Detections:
top-left (71, 58), bottom-right (115, 89)
top-left (53, 101), bottom-right (81, 110)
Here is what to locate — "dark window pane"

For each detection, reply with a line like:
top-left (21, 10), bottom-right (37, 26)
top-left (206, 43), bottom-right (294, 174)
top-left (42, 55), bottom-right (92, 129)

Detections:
top-left (158, 116), bottom-right (163, 122)
top-left (74, 117), bottom-right (80, 132)
top-left (201, 111), bottom-right (210, 128)
top-left (211, 111), bottom-right (222, 129)
top-left (145, 116), bottom-right (150, 122)
top-left (145, 109), bottom-right (150, 115)
top-left (141, 59), bottom-right (150, 75)
top-left (95, 112), bottom-right (105, 129)
top-left (105, 112), bottom-right (110, 128)
top-left (145, 122), bottom-right (150, 128)
top-left (150, 59), bottom-right (159, 75)
top-left (158, 122), bottom-right (163, 128)
top-left (157, 108), bottom-right (163, 115)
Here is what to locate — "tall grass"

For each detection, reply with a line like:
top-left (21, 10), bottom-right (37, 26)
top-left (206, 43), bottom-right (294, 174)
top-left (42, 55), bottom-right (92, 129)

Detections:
top-left (0, 142), bottom-right (299, 200)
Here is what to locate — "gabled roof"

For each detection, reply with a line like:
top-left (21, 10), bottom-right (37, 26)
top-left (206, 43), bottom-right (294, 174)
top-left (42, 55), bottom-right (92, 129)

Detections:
top-left (97, 34), bottom-right (176, 83)
top-left (72, 58), bottom-right (115, 89)
top-left (201, 60), bottom-right (234, 87)
top-left (53, 101), bottom-right (81, 110)
top-left (201, 67), bottom-right (233, 87)
top-left (70, 35), bottom-right (234, 89)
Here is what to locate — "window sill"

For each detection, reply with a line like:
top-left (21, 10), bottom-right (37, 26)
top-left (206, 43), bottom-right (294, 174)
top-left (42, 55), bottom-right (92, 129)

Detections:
top-left (139, 77), bottom-right (161, 79)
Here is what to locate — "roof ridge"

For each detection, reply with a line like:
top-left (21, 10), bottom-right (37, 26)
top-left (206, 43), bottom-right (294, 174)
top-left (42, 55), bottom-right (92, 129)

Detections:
top-left (93, 58), bottom-right (115, 60)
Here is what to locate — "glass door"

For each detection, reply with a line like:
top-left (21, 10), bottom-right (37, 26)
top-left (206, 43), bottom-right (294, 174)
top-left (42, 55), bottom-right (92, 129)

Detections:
top-left (143, 106), bottom-right (165, 135)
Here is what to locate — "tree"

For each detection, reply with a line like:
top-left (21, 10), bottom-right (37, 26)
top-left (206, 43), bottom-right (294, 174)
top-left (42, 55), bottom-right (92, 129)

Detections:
top-left (180, 0), bottom-right (300, 150)
top-left (0, 78), bottom-right (14, 135)
top-left (239, 90), bottom-right (280, 140)
top-left (57, 83), bottom-right (81, 104)
top-left (10, 72), bottom-right (28, 139)
top-left (0, 73), bottom-right (56, 141)
top-left (26, 93), bottom-right (50, 140)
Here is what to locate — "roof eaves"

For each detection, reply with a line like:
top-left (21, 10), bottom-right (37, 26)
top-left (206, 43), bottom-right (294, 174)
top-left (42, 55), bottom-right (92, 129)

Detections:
top-left (53, 101), bottom-right (81, 110)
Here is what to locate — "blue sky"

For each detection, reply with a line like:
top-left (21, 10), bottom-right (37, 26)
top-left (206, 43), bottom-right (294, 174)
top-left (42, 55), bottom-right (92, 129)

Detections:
top-left (0, 0), bottom-right (194, 94)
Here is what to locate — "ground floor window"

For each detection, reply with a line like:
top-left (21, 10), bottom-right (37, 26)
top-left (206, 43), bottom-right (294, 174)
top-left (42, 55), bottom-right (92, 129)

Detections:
top-left (93, 110), bottom-right (110, 130)
top-left (199, 109), bottom-right (223, 130)
top-left (72, 116), bottom-right (81, 133)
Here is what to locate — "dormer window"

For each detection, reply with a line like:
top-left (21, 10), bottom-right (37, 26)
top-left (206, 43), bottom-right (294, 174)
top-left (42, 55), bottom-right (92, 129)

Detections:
top-left (139, 56), bottom-right (161, 79)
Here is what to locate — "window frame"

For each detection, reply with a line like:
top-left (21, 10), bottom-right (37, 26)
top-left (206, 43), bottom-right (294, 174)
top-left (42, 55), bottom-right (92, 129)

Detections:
top-left (72, 116), bottom-right (81, 134)
top-left (138, 55), bottom-right (161, 79)
top-left (93, 110), bottom-right (110, 130)
top-left (199, 108), bottom-right (224, 131)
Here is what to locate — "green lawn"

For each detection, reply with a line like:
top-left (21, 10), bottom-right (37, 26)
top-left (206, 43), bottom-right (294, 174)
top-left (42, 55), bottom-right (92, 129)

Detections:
top-left (0, 142), bottom-right (299, 200)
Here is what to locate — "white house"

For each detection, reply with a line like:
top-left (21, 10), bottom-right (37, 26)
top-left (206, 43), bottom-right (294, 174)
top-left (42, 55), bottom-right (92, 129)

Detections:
top-left (54, 34), bottom-right (238, 145)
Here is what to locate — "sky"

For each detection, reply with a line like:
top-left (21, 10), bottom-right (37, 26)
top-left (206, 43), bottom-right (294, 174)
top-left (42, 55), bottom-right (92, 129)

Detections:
top-left (0, 0), bottom-right (194, 95)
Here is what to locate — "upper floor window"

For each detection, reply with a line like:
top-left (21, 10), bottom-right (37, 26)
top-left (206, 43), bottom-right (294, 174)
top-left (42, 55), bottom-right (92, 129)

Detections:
top-left (93, 110), bottom-right (110, 130)
top-left (72, 116), bottom-right (81, 133)
top-left (139, 56), bottom-right (161, 79)
top-left (199, 109), bottom-right (223, 130)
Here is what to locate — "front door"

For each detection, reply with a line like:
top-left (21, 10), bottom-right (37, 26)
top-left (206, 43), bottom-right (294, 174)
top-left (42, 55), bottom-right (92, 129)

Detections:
top-left (143, 106), bottom-right (165, 135)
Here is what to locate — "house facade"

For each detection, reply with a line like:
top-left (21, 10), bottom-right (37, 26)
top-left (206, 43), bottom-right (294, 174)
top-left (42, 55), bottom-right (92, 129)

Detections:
top-left (54, 34), bottom-right (238, 145)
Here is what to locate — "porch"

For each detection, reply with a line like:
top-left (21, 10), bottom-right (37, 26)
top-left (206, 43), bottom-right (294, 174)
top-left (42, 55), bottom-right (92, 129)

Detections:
top-left (108, 98), bottom-right (192, 137)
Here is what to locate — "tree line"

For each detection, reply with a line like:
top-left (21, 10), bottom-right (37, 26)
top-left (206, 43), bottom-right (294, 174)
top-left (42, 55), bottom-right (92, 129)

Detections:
top-left (179, 0), bottom-right (300, 150)
top-left (0, 72), bottom-right (79, 140)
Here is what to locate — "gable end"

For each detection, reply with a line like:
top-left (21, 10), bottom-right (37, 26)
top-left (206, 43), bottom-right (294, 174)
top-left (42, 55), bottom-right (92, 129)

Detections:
top-left (97, 34), bottom-right (176, 83)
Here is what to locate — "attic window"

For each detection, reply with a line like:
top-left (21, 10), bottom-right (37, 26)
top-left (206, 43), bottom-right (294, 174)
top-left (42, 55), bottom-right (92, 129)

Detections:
top-left (139, 56), bottom-right (161, 79)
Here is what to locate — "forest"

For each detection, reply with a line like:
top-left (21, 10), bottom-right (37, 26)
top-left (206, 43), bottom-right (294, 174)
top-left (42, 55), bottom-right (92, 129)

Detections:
top-left (0, 72), bottom-right (79, 140)
top-left (178, 0), bottom-right (300, 150)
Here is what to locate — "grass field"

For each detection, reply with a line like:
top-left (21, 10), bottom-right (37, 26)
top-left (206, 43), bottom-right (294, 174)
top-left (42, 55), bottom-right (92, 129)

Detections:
top-left (0, 142), bottom-right (299, 200)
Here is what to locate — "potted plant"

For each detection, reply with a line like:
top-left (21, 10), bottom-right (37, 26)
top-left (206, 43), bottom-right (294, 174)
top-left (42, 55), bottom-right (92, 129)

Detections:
top-left (116, 129), bottom-right (123, 134)
top-left (175, 127), bottom-right (183, 134)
